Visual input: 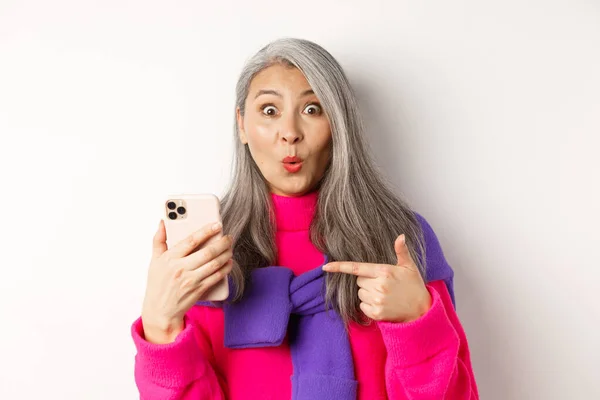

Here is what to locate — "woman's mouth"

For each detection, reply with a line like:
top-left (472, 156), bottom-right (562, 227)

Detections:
top-left (283, 162), bottom-right (303, 173)
top-left (282, 156), bottom-right (303, 173)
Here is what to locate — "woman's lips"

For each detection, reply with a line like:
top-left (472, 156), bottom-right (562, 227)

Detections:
top-left (282, 156), bottom-right (303, 173)
top-left (283, 162), bottom-right (303, 173)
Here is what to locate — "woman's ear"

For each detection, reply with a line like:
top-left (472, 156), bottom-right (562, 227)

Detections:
top-left (236, 107), bottom-right (248, 145)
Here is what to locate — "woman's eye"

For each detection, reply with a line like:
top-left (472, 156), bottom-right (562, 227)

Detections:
top-left (261, 105), bottom-right (278, 116)
top-left (304, 103), bottom-right (322, 115)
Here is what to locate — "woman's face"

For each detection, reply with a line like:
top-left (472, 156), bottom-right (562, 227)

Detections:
top-left (236, 64), bottom-right (332, 197)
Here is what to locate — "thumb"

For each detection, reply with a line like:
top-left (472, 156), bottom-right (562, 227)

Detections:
top-left (394, 234), bottom-right (410, 267)
top-left (152, 220), bottom-right (168, 259)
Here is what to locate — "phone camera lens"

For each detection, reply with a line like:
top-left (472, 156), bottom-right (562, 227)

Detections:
top-left (177, 206), bottom-right (186, 215)
top-left (167, 201), bottom-right (176, 210)
top-left (168, 212), bottom-right (177, 220)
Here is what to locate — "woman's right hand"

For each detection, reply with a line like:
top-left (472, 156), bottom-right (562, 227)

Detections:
top-left (141, 220), bottom-right (234, 344)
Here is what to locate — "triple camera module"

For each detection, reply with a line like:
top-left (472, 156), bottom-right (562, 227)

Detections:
top-left (167, 201), bottom-right (186, 220)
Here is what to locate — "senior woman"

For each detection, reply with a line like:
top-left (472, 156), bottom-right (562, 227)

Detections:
top-left (132, 38), bottom-right (478, 399)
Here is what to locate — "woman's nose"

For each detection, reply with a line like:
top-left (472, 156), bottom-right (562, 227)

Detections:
top-left (280, 115), bottom-right (303, 144)
top-left (282, 131), bottom-right (302, 144)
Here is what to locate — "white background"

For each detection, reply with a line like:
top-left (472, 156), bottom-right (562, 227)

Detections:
top-left (1, 1), bottom-right (598, 399)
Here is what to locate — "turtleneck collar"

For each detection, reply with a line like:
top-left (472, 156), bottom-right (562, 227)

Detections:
top-left (270, 191), bottom-right (318, 232)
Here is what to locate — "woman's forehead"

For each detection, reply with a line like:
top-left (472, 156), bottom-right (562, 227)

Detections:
top-left (249, 64), bottom-right (313, 96)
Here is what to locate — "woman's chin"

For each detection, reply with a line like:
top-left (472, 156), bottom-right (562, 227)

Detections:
top-left (270, 179), bottom-right (315, 197)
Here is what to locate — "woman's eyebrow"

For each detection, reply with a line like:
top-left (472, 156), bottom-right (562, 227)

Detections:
top-left (254, 89), bottom-right (315, 99)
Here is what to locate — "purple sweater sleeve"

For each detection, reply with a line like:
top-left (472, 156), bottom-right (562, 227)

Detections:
top-left (131, 309), bottom-right (226, 400)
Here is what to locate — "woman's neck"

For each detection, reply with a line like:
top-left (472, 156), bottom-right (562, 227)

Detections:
top-left (270, 191), bottom-right (318, 232)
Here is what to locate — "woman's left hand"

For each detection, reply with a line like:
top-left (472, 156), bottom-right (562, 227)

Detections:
top-left (322, 234), bottom-right (432, 323)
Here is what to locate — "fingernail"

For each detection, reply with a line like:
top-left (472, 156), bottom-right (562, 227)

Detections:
top-left (400, 234), bottom-right (406, 245)
top-left (212, 222), bottom-right (222, 231)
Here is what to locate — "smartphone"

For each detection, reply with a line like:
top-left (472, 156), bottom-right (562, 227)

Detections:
top-left (163, 193), bottom-right (229, 301)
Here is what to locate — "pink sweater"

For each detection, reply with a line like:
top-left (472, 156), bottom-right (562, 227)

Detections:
top-left (131, 192), bottom-right (478, 399)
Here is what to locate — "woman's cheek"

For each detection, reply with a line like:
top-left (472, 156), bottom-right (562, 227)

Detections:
top-left (251, 120), bottom-right (276, 139)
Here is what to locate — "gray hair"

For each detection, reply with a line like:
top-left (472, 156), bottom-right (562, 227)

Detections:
top-left (220, 37), bottom-right (427, 324)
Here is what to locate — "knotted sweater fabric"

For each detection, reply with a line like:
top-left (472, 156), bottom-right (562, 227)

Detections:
top-left (218, 263), bottom-right (357, 400)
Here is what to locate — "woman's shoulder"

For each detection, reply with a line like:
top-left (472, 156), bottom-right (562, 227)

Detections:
top-left (412, 211), bottom-right (436, 238)
top-left (411, 211), bottom-right (448, 260)
top-left (412, 211), bottom-right (454, 278)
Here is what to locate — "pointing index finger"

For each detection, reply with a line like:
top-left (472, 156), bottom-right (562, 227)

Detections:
top-left (323, 261), bottom-right (378, 278)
